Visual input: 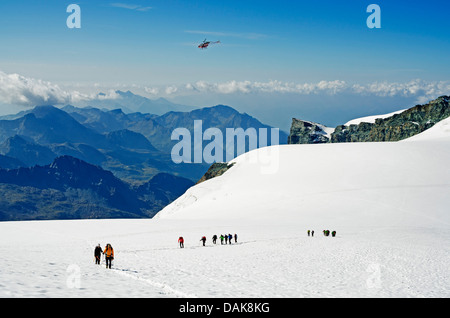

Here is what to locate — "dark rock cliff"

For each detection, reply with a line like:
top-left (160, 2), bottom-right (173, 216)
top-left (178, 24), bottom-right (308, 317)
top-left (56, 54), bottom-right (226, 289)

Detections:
top-left (287, 119), bottom-right (330, 144)
top-left (196, 162), bottom-right (236, 185)
top-left (330, 96), bottom-right (449, 143)
top-left (288, 96), bottom-right (450, 144)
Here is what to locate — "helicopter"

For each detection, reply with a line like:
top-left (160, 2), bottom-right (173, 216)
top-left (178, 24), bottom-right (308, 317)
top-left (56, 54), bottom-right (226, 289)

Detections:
top-left (198, 39), bottom-right (221, 49)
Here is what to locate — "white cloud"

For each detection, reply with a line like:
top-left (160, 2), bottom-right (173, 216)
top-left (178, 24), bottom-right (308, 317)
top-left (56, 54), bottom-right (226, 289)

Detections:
top-left (164, 86), bottom-right (178, 95)
top-left (0, 70), bottom-right (447, 110)
top-left (0, 71), bottom-right (121, 108)
top-left (144, 87), bottom-right (160, 95)
top-left (180, 80), bottom-right (348, 95)
top-left (351, 79), bottom-right (450, 103)
top-left (185, 30), bottom-right (267, 40)
top-left (172, 79), bottom-right (449, 102)
top-left (110, 3), bottom-right (152, 12)
top-left (0, 71), bottom-right (72, 106)
top-left (95, 90), bottom-right (121, 100)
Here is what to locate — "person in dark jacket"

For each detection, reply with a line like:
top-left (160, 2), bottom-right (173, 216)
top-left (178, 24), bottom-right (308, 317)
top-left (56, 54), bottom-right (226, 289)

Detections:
top-left (200, 236), bottom-right (206, 246)
top-left (94, 244), bottom-right (103, 265)
top-left (212, 235), bottom-right (217, 244)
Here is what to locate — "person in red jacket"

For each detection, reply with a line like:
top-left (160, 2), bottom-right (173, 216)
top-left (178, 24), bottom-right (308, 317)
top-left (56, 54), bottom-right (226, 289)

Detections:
top-left (200, 236), bottom-right (206, 246)
top-left (178, 236), bottom-right (184, 248)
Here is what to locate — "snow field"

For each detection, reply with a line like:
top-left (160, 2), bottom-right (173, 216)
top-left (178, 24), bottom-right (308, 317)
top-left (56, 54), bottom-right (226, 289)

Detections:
top-left (1, 118), bottom-right (449, 298)
top-left (0, 218), bottom-right (448, 298)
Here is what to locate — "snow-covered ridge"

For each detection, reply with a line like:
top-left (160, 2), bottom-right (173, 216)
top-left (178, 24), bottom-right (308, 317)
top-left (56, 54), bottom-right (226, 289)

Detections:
top-left (158, 118), bottom-right (450, 224)
top-left (344, 109), bottom-right (407, 126)
top-left (403, 116), bottom-right (450, 141)
top-left (310, 121), bottom-right (335, 139)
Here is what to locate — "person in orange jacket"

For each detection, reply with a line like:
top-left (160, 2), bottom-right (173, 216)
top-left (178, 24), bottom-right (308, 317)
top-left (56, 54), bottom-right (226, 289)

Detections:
top-left (104, 243), bottom-right (114, 269)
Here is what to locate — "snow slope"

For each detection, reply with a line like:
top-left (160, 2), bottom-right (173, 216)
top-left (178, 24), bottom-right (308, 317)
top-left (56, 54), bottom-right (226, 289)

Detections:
top-left (0, 118), bottom-right (449, 298)
top-left (403, 117), bottom-right (450, 142)
top-left (344, 109), bottom-right (406, 126)
top-left (158, 139), bottom-right (449, 229)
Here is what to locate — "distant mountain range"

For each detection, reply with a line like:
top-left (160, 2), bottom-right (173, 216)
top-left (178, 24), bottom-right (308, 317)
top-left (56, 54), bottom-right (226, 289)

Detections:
top-left (0, 102), bottom-right (286, 182)
top-left (0, 96), bottom-right (286, 221)
top-left (0, 156), bottom-right (194, 221)
top-left (63, 103), bottom-right (288, 158)
top-left (75, 90), bottom-right (196, 115)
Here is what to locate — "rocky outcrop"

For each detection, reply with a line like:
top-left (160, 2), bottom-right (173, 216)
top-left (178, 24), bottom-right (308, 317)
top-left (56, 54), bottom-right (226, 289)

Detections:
top-left (197, 162), bottom-right (235, 185)
top-left (330, 96), bottom-right (449, 143)
top-left (288, 96), bottom-right (450, 144)
top-left (287, 119), bottom-right (331, 144)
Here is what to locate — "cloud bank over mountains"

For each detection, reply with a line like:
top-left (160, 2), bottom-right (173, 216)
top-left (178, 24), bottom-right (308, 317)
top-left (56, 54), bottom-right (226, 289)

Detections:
top-left (0, 71), bottom-right (120, 107)
top-left (176, 79), bottom-right (450, 102)
top-left (1, 70), bottom-right (448, 110)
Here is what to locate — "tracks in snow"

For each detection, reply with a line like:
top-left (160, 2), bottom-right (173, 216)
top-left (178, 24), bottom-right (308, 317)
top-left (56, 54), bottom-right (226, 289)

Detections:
top-left (112, 267), bottom-right (197, 298)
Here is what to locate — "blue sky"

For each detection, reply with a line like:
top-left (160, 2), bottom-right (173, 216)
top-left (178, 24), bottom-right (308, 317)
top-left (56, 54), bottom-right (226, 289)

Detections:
top-left (0, 0), bottom-right (449, 128)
